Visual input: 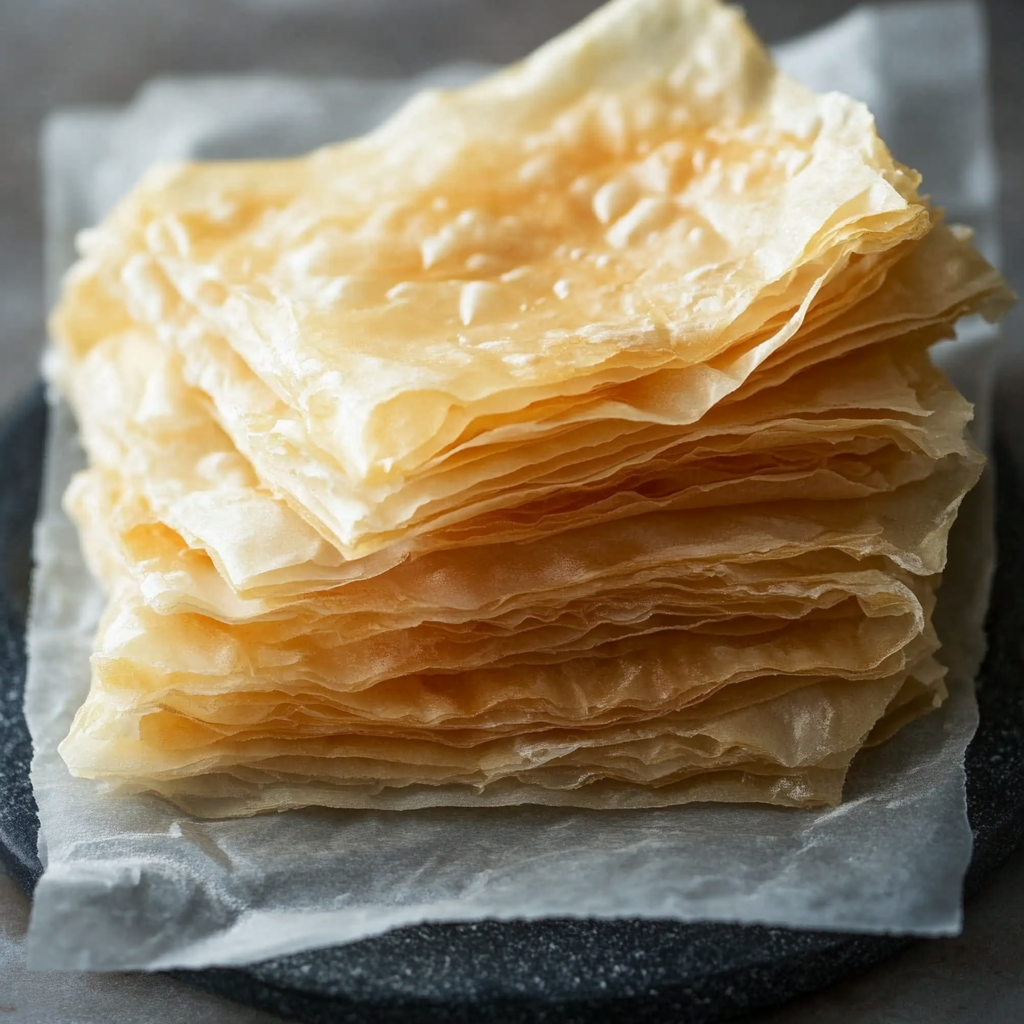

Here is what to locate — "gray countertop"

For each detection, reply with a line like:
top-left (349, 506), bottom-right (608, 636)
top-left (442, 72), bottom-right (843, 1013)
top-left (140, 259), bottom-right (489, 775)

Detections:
top-left (3, 842), bottom-right (1024, 1022)
top-left (1, 1), bottom-right (1022, 1021)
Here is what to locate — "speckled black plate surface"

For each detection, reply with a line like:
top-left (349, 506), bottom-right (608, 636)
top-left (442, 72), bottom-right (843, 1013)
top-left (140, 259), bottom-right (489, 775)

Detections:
top-left (2, 385), bottom-right (1023, 1024)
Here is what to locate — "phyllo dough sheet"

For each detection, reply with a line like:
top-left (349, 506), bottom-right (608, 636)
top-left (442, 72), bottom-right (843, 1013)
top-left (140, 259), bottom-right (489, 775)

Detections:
top-left (50, 0), bottom-right (1013, 817)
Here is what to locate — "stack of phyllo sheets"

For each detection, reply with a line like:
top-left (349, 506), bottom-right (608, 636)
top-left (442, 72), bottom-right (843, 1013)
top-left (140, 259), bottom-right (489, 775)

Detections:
top-left (50, 0), bottom-right (1013, 817)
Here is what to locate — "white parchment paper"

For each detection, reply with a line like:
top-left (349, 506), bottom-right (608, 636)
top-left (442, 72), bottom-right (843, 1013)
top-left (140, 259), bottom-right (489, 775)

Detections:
top-left (25, 1), bottom-right (1002, 971)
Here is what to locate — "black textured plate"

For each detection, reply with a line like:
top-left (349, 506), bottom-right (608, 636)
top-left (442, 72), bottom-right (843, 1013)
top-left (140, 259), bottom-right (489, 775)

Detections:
top-left (2, 384), bottom-right (1023, 1024)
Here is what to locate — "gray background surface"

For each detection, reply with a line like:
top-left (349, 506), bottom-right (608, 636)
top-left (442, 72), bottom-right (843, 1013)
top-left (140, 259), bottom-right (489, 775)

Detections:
top-left (1, 0), bottom-right (1022, 426)
top-left (1, 1), bottom-right (1022, 1021)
